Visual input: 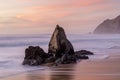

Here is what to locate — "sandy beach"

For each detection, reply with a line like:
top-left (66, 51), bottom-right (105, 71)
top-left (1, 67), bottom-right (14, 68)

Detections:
top-left (1, 52), bottom-right (120, 80)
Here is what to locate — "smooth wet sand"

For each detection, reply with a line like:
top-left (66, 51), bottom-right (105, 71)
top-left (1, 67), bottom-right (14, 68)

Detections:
top-left (1, 53), bottom-right (120, 80)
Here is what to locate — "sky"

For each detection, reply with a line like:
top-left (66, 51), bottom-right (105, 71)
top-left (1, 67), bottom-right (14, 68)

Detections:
top-left (0, 0), bottom-right (120, 34)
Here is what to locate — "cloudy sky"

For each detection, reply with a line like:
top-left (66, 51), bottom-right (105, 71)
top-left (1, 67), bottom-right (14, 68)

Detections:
top-left (0, 0), bottom-right (120, 34)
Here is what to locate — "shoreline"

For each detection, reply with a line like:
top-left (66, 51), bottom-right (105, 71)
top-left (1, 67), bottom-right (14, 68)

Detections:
top-left (1, 53), bottom-right (120, 80)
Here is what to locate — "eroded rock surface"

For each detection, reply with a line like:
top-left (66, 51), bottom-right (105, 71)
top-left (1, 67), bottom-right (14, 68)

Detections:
top-left (48, 25), bottom-right (76, 64)
top-left (23, 46), bottom-right (52, 66)
top-left (48, 25), bottom-right (74, 58)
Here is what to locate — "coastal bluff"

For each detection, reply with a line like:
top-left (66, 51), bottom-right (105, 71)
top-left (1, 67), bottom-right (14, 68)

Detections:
top-left (94, 15), bottom-right (120, 34)
top-left (23, 25), bottom-right (93, 66)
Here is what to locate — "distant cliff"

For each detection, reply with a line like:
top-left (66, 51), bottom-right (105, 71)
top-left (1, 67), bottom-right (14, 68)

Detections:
top-left (94, 15), bottom-right (120, 34)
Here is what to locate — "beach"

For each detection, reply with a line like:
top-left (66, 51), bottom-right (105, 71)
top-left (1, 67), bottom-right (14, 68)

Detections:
top-left (0, 0), bottom-right (120, 79)
top-left (0, 34), bottom-right (120, 80)
top-left (1, 52), bottom-right (120, 80)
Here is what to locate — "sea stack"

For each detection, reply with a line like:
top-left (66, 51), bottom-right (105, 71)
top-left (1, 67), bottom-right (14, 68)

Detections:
top-left (48, 25), bottom-right (74, 57)
top-left (23, 25), bottom-right (94, 66)
top-left (94, 15), bottom-right (120, 34)
top-left (48, 25), bottom-right (76, 64)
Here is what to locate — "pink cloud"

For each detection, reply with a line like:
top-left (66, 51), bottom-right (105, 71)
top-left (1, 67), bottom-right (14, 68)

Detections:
top-left (15, 0), bottom-right (120, 29)
top-left (17, 0), bottom-right (32, 2)
top-left (17, 0), bottom-right (106, 19)
top-left (0, 0), bottom-right (120, 34)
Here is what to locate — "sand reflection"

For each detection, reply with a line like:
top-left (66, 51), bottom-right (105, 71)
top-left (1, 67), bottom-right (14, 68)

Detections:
top-left (26, 64), bottom-right (76, 80)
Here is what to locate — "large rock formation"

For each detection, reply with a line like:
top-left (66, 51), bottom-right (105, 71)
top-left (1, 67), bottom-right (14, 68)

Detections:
top-left (48, 25), bottom-right (76, 64)
top-left (23, 25), bottom-right (94, 66)
top-left (48, 25), bottom-right (74, 58)
top-left (94, 15), bottom-right (120, 34)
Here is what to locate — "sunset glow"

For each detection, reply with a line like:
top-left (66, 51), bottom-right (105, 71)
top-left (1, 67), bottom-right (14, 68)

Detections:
top-left (0, 0), bottom-right (120, 34)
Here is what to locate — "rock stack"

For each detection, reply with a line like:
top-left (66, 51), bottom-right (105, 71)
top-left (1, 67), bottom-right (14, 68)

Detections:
top-left (23, 25), bottom-right (94, 66)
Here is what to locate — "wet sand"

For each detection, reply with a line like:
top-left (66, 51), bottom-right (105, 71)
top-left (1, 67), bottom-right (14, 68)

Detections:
top-left (1, 53), bottom-right (120, 80)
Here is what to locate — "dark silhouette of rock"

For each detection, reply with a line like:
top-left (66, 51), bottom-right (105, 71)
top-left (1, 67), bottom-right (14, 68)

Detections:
top-left (45, 56), bottom-right (56, 63)
top-left (75, 50), bottom-right (93, 59)
top-left (94, 15), bottom-right (120, 34)
top-left (48, 25), bottom-right (77, 64)
top-left (48, 25), bottom-right (75, 58)
top-left (23, 46), bottom-right (52, 66)
top-left (75, 54), bottom-right (89, 59)
top-left (23, 25), bottom-right (94, 66)
top-left (75, 50), bottom-right (94, 55)
top-left (54, 54), bottom-right (77, 65)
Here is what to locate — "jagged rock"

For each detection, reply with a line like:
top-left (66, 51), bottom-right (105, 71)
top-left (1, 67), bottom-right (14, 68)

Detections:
top-left (75, 50), bottom-right (93, 59)
top-left (22, 25), bottom-right (94, 66)
top-left (23, 46), bottom-right (51, 66)
top-left (75, 50), bottom-right (94, 55)
top-left (48, 25), bottom-right (76, 64)
top-left (94, 15), bottom-right (120, 34)
top-left (48, 25), bottom-right (75, 58)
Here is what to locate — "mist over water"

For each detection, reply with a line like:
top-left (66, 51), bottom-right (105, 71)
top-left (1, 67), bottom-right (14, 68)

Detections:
top-left (0, 34), bottom-right (120, 78)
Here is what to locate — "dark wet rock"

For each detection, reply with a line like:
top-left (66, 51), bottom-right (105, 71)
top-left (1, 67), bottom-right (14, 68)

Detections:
top-left (75, 55), bottom-right (89, 59)
top-left (23, 25), bottom-right (94, 66)
top-left (75, 50), bottom-right (94, 55)
top-left (48, 25), bottom-right (76, 64)
top-left (48, 25), bottom-right (74, 58)
top-left (45, 56), bottom-right (56, 63)
top-left (23, 46), bottom-right (50, 66)
top-left (54, 54), bottom-right (76, 65)
top-left (75, 50), bottom-right (93, 59)
top-left (60, 54), bottom-right (76, 64)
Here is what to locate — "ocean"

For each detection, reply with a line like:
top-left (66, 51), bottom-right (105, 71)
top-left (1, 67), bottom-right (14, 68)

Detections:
top-left (0, 34), bottom-right (120, 78)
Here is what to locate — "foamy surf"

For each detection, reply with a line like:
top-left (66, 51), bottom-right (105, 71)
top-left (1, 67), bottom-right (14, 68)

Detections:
top-left (0, 52), bottom-right (49, 79)
top-left (88, 54), bottom-right (109, 60)
top-left (0, 63), bottom-right (49, 79)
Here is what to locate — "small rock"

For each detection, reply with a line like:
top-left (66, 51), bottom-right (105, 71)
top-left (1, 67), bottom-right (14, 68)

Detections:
top-left (75, 50), bottom-right (94, 55)
top-left (23, 46), bottom-right (48, 66)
